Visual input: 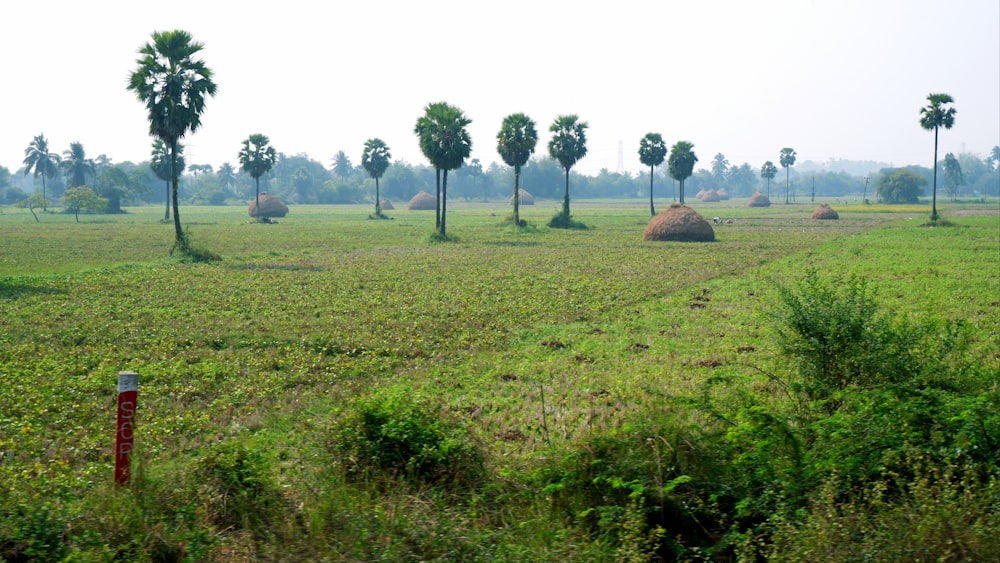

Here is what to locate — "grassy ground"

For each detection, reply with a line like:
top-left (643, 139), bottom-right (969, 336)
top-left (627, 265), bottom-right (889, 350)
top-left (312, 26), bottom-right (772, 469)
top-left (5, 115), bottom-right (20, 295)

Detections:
top-left (1, 198), bottom-right (998, 561)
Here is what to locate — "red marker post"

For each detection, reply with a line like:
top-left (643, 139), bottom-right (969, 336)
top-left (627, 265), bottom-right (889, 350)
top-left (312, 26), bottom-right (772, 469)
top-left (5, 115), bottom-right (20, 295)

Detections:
top-left (114, 371), bottom-right (139, 485)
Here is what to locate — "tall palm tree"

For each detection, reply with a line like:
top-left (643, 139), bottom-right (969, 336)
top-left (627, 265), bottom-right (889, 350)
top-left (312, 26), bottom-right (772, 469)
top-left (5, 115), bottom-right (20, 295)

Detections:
top-left (667, 141), bottom-right (698, 204)
top-left (361, 138), bottom-right (392, 217)
top-left (61, 142), bottom-right (94, 189)
top-left (238, 134), bottom-right (278, 219)
top-left (151, 139), bottom-right (185, 221)
top-left (128, 29), bottom-right (217, 246)
top-left (217, 162), bottom-right (237, 197)
top-left (919, 93), bottom-right (957, 222)
top-left (779, 148), bottom-right (797, 204)
top-left (760, 161), bottom-right (778, 197)
top-left (638, 133), bottom-right (667, 216)
top-left (496, 113), bottom-right (538, 226)
top-left (547, 115), bottom-right (589, 224)
top-left (22, 133), bottom-right (61, 211)
top-left (415, 102), bottom-right (448, 229)
top-left (415, 102), bottom-right (472, 237)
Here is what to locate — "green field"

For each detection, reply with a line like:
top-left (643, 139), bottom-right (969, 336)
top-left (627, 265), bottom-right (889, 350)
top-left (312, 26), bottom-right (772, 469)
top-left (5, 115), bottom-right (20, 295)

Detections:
top-left (2, 200), bottom-right (998, 561)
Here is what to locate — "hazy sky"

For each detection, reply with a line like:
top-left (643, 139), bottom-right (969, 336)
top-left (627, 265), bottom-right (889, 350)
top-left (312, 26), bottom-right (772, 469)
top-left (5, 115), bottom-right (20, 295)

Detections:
top-left (3, 0), bottom-right (998, 177)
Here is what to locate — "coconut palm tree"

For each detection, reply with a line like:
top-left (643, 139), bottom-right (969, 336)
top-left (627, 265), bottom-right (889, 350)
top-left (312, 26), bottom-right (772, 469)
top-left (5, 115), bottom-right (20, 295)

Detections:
top-left (415, 102), bottom-right (472, 237)
top-left (638, 133), bottom-right (667, 216)
top-left (61, 142), bottom-right (95, 189)
top-left (128, 29), bottom-right (217, 247)
top-left (760, 161), bottom-right (778, 197)
top-left (414, 102), bottom-right (448, 229)
top-left (919, 93), bottom-right (957, 222)
top-left (217, 162), bottom-right (237, 197)
top-left (496, 113), bottom-right (538, 226)
top-left (22, 133), bottom-right (61, 211)
top-left (547, 115), bottom-right (588, 225)
top-left (779, 148), bottom-right (797, 204)
top-left (361, 138), bottom-right (392, 217)
top-left (667, 141), bottom-right (698, 204)
top-left (238, 134), bottom-right (277, 220)
top-left (150, 139), bottom-right (185, 221)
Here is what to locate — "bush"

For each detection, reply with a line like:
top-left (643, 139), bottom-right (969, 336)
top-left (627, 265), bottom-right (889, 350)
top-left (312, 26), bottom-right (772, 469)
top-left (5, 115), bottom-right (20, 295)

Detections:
top-left (196, 441), bottom-right (280, 532)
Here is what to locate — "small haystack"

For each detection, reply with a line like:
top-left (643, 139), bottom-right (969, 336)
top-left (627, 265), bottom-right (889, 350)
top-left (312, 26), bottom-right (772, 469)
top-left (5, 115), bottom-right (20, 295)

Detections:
top-left (748, 191), bottom-right (772, 207)
top-left (248, 192), bottom-right (289, 218)
top-left (644, 203), bottom-right (715, 242)
top-left (812, 203), bottom-right (839, 220)
top-left (407, 190), bottom-right (436, 210)
top-left (699, 189), bottom-right (721, 202)
top-left (717, 188), bottom-right (731, 200)
top-left (509, 189), bottom-right (535, 206)
top-left (695, 189), bottom-right (708, 200)
top-left (379, 198), bottom-right (394, 210)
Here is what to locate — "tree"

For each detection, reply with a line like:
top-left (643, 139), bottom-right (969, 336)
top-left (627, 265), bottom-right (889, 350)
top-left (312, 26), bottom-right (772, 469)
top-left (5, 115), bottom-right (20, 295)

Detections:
top-left (361, 138), bottom-right (392, 217)
top-left (779, 148), bottom-right (797, 204)
top-left (547, 114), bottom-right (589, 226)
top-left (990, 146), bottom-right (1000, 170)
top-left (332, 150), bottom-right (354, 178)
top-left (761, 161), bottom-right (778, 197)
top-left (22, 133), bottom-right (61, 211)
top-left (414, 102), bottom-right (473, 237)
top-left (217, 162), bottom-right (237, 197)
top-left (238, 134), bottom-right (278, 219)
top-left (919, 93), bottom-right (957, 221)
top-left (96, 162), bottom-right (146, 213)
top-left (942, 153), bottom-right (963, 200)
top-left (128, 29), bottom-right (217, 248)
top-left (638, 133), bottom-right (668, 216)
top-left (150, 139), bottom-right (185, 220)
top-left (497, 113), bottom-right (539, 226)
top-left (667, 141), bottom-right (698, 204)
top-left (729, 163), bottom-right (757, 197)
top-left (710, 152), bottom-right (730, 186)
top-left (62, 186), bottom-right (107, 222)
top-left (61, 142), bottom-right (94, 189)
top-left (17, 193), bottom-right (49, 222)
top-left (876, 168), bottom-right (926, 204)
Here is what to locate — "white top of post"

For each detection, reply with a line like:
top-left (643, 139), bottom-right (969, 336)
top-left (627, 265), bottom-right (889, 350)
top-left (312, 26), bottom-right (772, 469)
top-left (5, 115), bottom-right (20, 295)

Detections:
top-left (118, 371), bottom-right (139, 393)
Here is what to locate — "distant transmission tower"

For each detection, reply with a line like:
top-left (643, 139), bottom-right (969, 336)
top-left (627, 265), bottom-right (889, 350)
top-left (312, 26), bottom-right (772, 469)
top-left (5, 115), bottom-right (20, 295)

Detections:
top-left (616, 141), bottom-right (624, 174)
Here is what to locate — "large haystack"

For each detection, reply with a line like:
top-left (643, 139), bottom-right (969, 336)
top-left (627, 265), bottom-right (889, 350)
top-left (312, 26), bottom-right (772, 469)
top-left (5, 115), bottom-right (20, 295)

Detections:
top-left (407, 191), bottom-right (436, 210)
top-left (379, 198), bottom-right (394, 210)
top-left (248, 193), bottom-right (289, 218)
top-left (644, 203), bottom-right (715, 242)
top-left (812, 203), bottom-right (839, 220)
top-left (509, 189), bottom-right (535, 206)
top-left (747, 191), bottom-right (771, 207)
top-left (700, 189), bottom-right (721, 202)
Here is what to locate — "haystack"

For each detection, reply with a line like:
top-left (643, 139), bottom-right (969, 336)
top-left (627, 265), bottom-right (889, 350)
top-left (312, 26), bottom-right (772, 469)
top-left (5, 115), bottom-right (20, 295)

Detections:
top-left (407, 190), bottom-right (436, 210)
top-left (509, 189), bottom-right (535, 206)
top-left (248, 193), bottom-right (288, 218)
top-left (812, 203), bottom-right (839, 220)
top-left (747, 191), bottom-right (771, 207)
top-left (700, 189), bottom-right (721, 202)
top-left (644, 203), bottom-right (715, 242)
top-left (379, 198), bottom-right (394, 210)
top-left (695, 189), bottom-right (708, 200)
top-left (717, 188), bottom-right (731, 200)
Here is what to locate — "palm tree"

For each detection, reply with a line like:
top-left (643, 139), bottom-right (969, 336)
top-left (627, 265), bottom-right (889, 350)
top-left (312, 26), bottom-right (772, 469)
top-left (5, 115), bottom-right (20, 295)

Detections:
top-left (238, 134), bottom-right (277, 219)
top-left (415, 102), bottom-right (473, 237)
top-left (779, 148), bottom-right (797, 204)
top-left (331, 150), bottom-right (354, 178)
top-left (760, 161), bottom-right (778, 197)
top-left (547, 115), bottom-right (589, 225)
top-left (22, 133), bottom-right (61, 211)
top-left (217, 162), bottom-right (237, 197)
top-left (638, 133), bottom-right (667, 216)
top-left (361, 138), bottom-right (392, 217)
top-left (127, 29), bottom-right (217, 247)
top-left (61, 142), bottom-right (94, 189)
top-left (496, 113), bottom-right (538, 226)
top-left (667, 141), bottom-right (698, 204)
top-left (919, 93), bottom-right (957, 222)
top-left (710, 152), bottom-right (730, 185)
top-left (150, 139), bottom-right (185, 221)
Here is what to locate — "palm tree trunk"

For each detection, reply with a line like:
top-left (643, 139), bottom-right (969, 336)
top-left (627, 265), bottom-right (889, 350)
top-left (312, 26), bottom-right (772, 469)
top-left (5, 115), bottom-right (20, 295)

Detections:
top-left (513, 166), bottom-right (521, 226)
top-left (254, 177), bottom-right (261, 218)
top-left (440, 170), bottom-right (448, 236)
top-left (435, 168), bottom-right (441, 229)
top-left (164, 181), bottom-right (170, 221)
top-left (679, 179), bottom-right (685, 204)
top-left (375, 177), bottom-right (381, 216)
top-left (562, 169), bottom-right (570, 218)
top-left (41, 176), bottom-right (47, 212)
top-left (170, 142), bottom-right (183, 244)
top-left (649, 165), bottom-right (656, 216)
top-left (931, 126), bottom-right (939, 221)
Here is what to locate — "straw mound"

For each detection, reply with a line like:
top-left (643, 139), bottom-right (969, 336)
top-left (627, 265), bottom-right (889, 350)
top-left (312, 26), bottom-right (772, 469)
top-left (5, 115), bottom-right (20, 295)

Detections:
top-left (717, 188), bottom-right (731, 200)
top-left (812, 203), bottom-right (839, 220)
top-left (509, 189), bottom-right (535, 206)
top-left (407, 191), bottom-right (436, 210)
top-left (379, 198), bottom-right (394, 210)
top-left (248, 193), bottom-right (289, 218)
top-left (700, 189), bottom-right (721, 202)
top-left (748, 191), bottom-right (771, 207)
top-left (644, 203), bottom-right (715, 242)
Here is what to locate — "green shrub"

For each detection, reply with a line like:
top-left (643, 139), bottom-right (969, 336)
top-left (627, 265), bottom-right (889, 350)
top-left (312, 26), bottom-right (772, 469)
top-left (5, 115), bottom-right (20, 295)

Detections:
top-left (547, 209), bottom-right (587, 229)
top-left (196, 441), bottom-right (280, 532)
top-left (331, 388), bottom-right (484, 487)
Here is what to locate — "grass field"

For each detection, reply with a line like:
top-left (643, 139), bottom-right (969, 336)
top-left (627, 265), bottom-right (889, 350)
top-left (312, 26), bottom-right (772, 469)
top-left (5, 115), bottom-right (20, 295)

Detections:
top-left (1, 198), bottom-right (998, 561)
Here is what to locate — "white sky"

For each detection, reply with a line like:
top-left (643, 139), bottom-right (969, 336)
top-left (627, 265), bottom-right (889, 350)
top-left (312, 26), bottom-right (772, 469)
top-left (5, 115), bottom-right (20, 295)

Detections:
top-left (3, 0), bottom-right (998, 177)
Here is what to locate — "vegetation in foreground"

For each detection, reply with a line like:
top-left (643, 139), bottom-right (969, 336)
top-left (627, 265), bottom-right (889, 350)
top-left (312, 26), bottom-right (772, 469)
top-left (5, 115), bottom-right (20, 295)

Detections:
top-left (1, 202), bottom-right (997, 561)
